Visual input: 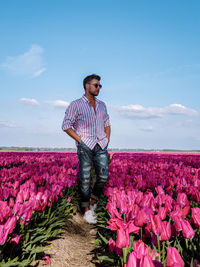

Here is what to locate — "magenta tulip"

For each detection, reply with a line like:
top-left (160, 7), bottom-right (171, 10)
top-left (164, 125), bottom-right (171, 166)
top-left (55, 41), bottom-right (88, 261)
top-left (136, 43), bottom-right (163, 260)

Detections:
top-left (126, 251), bottom-right (137, 267)
top-left (116, 227), bottom-right (130, 248)
top-left (135, 207), bottom-right (153, 227)
top-left (191, 207), bottom-right (200, 227)
top-left (159, 221), bottom-right (171, 241)
top-left (177, 192), bottom-right (189, 207)
top-left (158, 206), bottom-right (168, 220)
top-left (127, 221), bottom-right (140, 234)
top-left (173, 216), bottom-right (182, 232)
top-left (4, 216), bottom-right (17, 234)
top-left (166, 247), bottom-right (184, 267)
top-left (181, 204), bottom-right (190, 219)
top-left (108, 239), bottom-right (116, 252)
top-left (151, 215), bottom-right (162, 235)
top-left (140, 254), bottom-right (155, 267)
top-left (0, 225), bottom-right (10, 245)
top-left (134, 240), bottom-right (146, 259)
top-left (10, 234), bottom-right (21, 244)
top-left (181, 220), bottom-right (195, 239)
top-left (43, 255), bottom-right (51, 265)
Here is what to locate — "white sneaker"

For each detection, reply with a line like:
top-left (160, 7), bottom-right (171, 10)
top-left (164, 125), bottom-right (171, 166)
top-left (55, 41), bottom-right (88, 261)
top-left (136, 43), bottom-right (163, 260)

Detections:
top-left (89, 203), bottom-right (97, 213)
top-left (83, 210), bottom-right (97, 224)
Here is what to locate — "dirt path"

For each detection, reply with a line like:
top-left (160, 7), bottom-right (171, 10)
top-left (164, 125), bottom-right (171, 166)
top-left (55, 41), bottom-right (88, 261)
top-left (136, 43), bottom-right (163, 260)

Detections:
top-left (32, 212), bottom-right (99, 267)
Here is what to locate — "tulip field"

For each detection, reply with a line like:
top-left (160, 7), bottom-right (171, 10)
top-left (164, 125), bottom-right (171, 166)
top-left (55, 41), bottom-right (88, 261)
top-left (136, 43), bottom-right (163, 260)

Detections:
top-left (1, 151), bottom-right (200, 266)
top-left (0, 151), bottom-right (78, 266)
top-left (95, 152), bottom-right (200, 267)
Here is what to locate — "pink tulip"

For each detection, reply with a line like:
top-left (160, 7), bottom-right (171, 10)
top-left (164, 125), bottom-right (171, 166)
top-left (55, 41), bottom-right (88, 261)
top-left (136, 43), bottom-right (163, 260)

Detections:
top-left (181, 220), bottom-right (195, 239)
top-left (127, 221), bottom-right (140, 234)
top-left (155, 186), bottom-right (165, 195)
top-left (127, 251), bottom-right (137, 267)
top-left (15, 191), bottom-right (24, 204)
top-left (157, 206), bottom-right (168, 220)
top-left (135, 191), bottom-right (144, 205)
top-left (21, 206), bottom-right (33, 222)
top-left (177, 193), bottom-right (189, 207)
top-left (166, 247), bottom-right (184, 267)
top-left (173, 216), bottom-right (182, 232)
top-left (151, 215), bottom-right (163, 235)
top-left (43, 255), bottom-right (51, 265)
top-left (139, 192), bottom-right (154, 209)
top-left (9, 198), bottom-right (15, 208)
top-left (116, 227), bottom-right (130, 248)
top-left (181, 204), bottom-right (190, 219)
top-left (170, 205), bottom-right (182, 220)
top-left (0, 225), bottom-right (10, 245)
top-left (140, 254), bottom-right (155, 267)
top-left (108, 239), bottom-right (115, 252)
top-left (159, 221), bottom-right (171, 241)
top-left (10, 234), bottom-right (21, 244)
top-left (128, 204), bottom-right (140, 221)
top-left (135, 207), bottom-right (153, 227)
top-left (191, 207), bottom-right (200, 227)
top-left (67, 196), bottom-right (72, 202)
top-left (117, 192), bottom-right (128, 214)
top-left (0, 201), bottom-right (11, 222)
top-left (134, 240), bottom-right (146, 259)
top-left (4, 216), bottom-right (17, 234)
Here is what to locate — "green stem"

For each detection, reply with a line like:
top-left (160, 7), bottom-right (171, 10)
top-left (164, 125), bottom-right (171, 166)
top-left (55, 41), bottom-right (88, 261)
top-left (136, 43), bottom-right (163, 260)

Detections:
top-left (124, 213), bottom-right (126, 222)
top-left (185, 238), bottom-right (188, 250)
top-left (162, 241), bottom-right (165, 264)
top-left (47, 204), bottom-right (52, 220)
top-left (140, 227), bottom-right (143, 241)
top-left (157, 234), bottom-right (161, 256)
top-left (122, 247), bottom-right (128, 264)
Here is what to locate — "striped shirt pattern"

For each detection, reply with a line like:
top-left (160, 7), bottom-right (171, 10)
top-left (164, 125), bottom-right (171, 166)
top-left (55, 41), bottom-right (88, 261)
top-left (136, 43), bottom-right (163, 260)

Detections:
top-left (61, 95), bottom-right (111, 150)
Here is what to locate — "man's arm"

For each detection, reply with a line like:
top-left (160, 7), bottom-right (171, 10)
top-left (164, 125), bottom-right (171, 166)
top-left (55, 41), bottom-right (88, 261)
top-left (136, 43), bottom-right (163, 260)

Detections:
top-left (62, 101), bottom-right (81, 143)
top-left (104, 125), bottom-right (111, 142)
top-left (64, 128), bottom-right (81, 143)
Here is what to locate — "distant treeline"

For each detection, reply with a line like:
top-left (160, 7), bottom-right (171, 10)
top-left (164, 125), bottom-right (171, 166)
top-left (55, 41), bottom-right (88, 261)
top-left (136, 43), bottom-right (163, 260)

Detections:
top-left (0, 146), bottom-right (199, 153)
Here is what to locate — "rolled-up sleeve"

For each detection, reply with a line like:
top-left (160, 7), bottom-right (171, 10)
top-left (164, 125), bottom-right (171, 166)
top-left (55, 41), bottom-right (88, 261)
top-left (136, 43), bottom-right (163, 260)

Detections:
top-left (61, 101), bottom-right (78, 131)
top-left (104, 105), bottom-right (111, 127)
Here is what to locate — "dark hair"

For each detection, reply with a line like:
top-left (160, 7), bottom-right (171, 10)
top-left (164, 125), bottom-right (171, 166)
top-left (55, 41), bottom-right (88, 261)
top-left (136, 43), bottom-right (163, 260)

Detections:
top-left (83, 74), bottom-right (101, 89)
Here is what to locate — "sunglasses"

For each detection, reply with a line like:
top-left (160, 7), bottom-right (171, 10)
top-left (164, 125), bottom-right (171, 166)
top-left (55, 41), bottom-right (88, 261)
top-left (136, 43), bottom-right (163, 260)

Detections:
top-left (89, 83), bottom-right (102, 89)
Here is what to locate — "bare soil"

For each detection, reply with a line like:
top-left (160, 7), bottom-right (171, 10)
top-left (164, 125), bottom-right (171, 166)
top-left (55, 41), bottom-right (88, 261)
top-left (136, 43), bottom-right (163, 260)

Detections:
top-left (31, 212), bottom-right (99, 267)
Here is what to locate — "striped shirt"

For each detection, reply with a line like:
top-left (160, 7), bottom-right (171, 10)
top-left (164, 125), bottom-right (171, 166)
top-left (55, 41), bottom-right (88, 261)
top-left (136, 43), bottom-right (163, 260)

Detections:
top-left (61, 95), bottom-right (111, 150)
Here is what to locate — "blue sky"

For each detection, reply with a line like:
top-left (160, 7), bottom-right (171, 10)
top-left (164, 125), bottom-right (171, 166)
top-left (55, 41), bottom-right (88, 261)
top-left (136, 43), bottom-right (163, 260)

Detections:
top-left (0, 0), bottom-right (200, 150)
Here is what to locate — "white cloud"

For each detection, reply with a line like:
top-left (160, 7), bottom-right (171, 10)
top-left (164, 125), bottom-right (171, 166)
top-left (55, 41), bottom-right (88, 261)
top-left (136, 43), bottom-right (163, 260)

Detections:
top-left (117, 104), bottom-right (162, 119)
top-left (45, 100), bottom-right (69, 108)
top-left (20, 98), bottom-right (40, 106)
top-left (32, 67), bottom-right (46, 78)
top-left (0, 120), bottom-right (19, 128)
top-left (164, 104), bottom-right (198, 116)
top-left (1, 45), bottom-right (46, 78)
top-left (113, 103), bottom-right (198, 120)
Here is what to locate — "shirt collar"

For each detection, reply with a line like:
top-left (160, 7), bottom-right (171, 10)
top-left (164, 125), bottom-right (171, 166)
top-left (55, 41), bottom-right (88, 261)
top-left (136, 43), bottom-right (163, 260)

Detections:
top-left (82, 95), bottom-right (99, 103)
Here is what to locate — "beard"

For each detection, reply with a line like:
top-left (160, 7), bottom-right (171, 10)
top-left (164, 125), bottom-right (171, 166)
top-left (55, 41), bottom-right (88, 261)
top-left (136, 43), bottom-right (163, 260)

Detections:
top-left (90, 90), bottom-right (99, 97)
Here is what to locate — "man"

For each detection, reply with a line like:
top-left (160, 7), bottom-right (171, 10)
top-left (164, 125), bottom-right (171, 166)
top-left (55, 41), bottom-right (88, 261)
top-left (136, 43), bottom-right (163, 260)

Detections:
top-left (61, 74), bottom-right (111, 224)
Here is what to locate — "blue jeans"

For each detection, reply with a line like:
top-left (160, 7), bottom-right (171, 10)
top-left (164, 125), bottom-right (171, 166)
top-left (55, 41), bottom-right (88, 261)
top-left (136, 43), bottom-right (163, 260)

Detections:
top-left (77, 141), bottom-right (108, 208)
